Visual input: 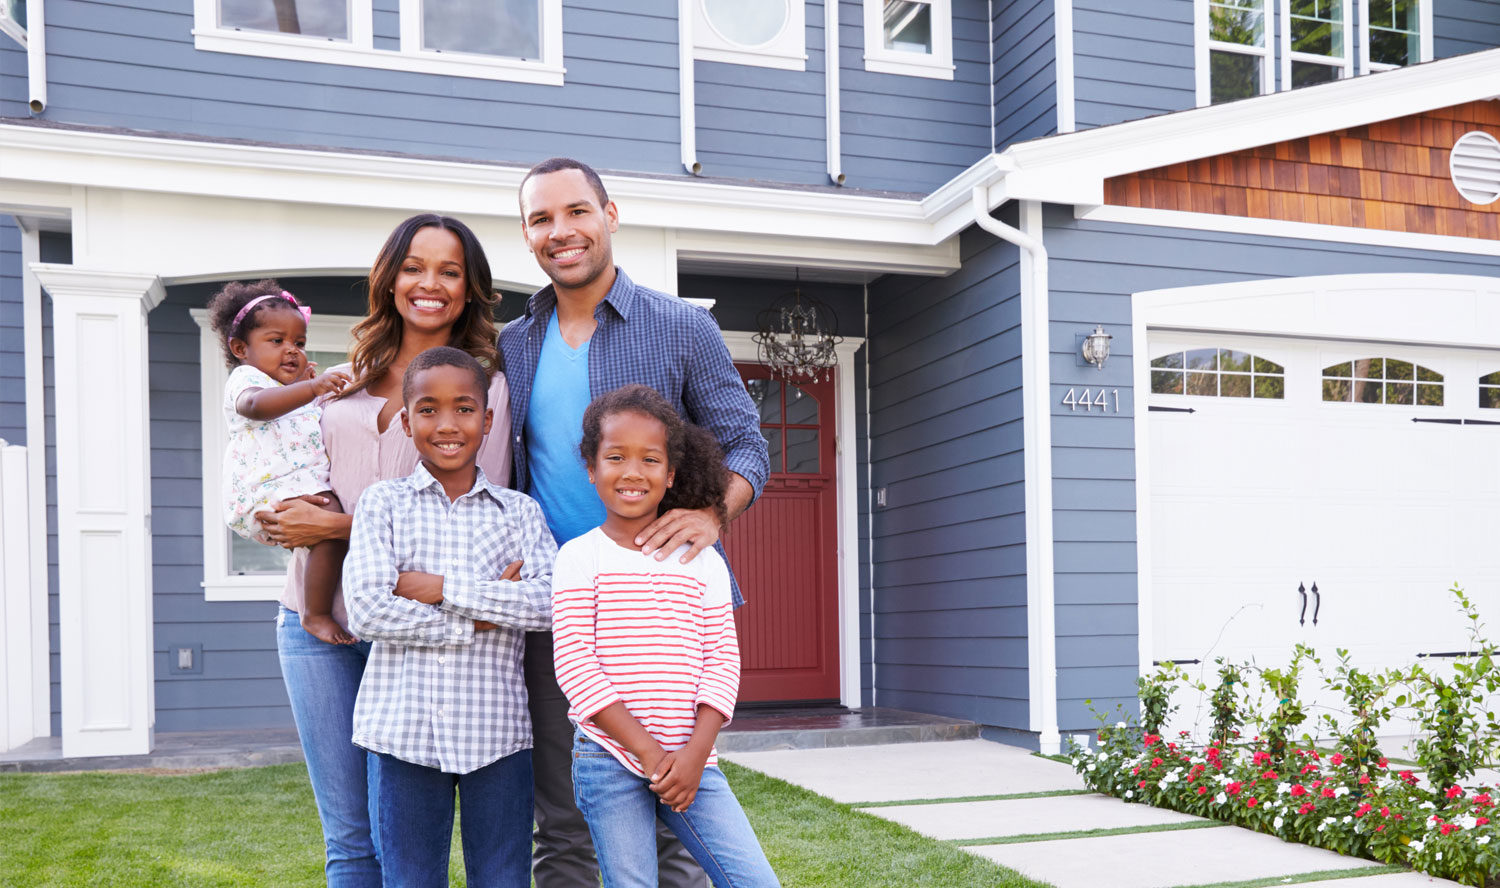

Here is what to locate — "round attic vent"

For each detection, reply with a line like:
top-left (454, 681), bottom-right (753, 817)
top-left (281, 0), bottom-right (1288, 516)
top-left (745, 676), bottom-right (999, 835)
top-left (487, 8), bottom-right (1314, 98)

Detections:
top-left (1449, 131), bottom-right (1500, 205)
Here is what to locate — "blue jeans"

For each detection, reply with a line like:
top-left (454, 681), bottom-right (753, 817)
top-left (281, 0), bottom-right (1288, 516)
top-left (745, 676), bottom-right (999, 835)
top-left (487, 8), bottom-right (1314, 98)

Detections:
top-left (375, 750), bottom-right (534, 888)
top-left (572, 734), bottom-right (780, 888)
top-left (277, 605), bottom-right (382, 888)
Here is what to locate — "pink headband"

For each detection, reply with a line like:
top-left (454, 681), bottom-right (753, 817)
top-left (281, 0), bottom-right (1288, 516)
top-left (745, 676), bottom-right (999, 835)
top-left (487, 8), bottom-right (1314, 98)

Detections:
top-left (229, 291), bottom-right (312, 342)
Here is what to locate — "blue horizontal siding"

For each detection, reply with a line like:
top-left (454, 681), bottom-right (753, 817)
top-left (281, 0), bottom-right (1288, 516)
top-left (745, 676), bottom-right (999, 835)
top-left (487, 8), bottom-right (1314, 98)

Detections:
top-left (992, 0), bottom-right (1056, 150)
top-left (1434, 0), bottom-right (1500, 58)
top-left (0, 219), bottom-right (22, 445)
top-left (867, 218), bottom-right (1027, 731)
top-left (1043, 205), bottom-right (1500, 733)
top-left (1071, 0), bottom-right (1195, 130)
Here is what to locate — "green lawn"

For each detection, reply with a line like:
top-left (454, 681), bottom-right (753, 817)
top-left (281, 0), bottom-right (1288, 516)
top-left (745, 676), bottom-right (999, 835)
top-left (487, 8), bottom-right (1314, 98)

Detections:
top-left (0, 761), bottom-right (1050, 887)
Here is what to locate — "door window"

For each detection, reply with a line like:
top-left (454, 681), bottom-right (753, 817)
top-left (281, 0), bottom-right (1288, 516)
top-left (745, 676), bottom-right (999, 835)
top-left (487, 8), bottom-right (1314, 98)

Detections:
top-left (746, 378), bottom-right (821, 474)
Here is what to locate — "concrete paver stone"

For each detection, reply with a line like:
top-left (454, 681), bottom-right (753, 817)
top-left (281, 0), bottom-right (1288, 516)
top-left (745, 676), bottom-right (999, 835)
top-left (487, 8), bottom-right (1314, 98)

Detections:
top-left (967, 825), bottom-right (1382, 888)
top-left (722, 739), bottom-right (1084, 803)
top-left (863, 793), bottom-right (1206, 841)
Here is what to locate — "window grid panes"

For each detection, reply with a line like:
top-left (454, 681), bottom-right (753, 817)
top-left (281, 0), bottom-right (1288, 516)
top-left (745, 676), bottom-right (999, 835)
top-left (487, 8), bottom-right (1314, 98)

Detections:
top-left (1209, 0), bottom-right (1267, 104)
top-left (1367, 0), bottom-right (1419, 67)
top-left (1478, 371), bottom-right (1500, 409)
top-left (422, 0), bottom-right (540, 59)
top-left (1287, 0), bottom-right (1345, 85)
top-left (220, 0), bottom-right (350, 39)
top-left (883, 0), bottom-right (933, 54)
top-left (1151, 348), bottom-right (1286, 399)
top-left (745, 378), bottom-right (820, 474)
top-left (1321, 357), bottom-right (1442, 405)
top-left (2, 0), bottom-right (25, 34)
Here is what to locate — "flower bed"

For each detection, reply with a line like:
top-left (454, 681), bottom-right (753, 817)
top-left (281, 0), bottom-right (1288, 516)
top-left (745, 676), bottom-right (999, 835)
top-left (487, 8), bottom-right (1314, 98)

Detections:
top-left (1071, 729), bottom-right (1500, 885)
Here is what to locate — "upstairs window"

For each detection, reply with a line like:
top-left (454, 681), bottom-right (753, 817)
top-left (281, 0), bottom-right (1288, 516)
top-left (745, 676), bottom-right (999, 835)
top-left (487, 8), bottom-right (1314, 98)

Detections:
top-left (863, 0), bottom-right (954, 80)
top-left (1282, 0), bottom-right (1351, 87)
top-left (0, 0), bottom-right (24, 46)
top-left (692, 0), bottom-right (807, 70)
top-left (193, 0), bottom-right (564, 84)
top-left (1359, 0), bottom-right (1431, 71)
top-left (1206, 0), bottom-right (1272, 104)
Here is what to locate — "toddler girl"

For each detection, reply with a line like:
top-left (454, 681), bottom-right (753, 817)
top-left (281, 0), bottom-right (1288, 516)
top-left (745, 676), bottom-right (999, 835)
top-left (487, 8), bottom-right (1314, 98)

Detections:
top-left (552, 384), bottom-right (780, 888)
top-left (208, 280), bottom-right (353, 645)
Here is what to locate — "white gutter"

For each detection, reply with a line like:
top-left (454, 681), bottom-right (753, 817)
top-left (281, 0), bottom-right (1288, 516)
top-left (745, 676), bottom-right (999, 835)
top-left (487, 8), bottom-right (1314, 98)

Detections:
top-left (970, 187), bottom-right (1061, 755)
top-left (678, 0), bottom-right (700, 175)
top-left (825, 0), bottom-right (843, 185)
top-left (27, 0), bottom-right (45, 113)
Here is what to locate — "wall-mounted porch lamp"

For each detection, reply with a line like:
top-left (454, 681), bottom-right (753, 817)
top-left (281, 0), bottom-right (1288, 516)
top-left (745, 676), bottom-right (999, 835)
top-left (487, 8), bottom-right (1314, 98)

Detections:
top-left (1081, 324), bottom-right (1112, 371)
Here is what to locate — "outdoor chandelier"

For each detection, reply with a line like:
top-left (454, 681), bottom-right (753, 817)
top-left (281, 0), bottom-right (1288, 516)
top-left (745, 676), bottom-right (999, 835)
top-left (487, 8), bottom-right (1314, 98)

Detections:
top-left (754, 277), bottom-right (842, 383)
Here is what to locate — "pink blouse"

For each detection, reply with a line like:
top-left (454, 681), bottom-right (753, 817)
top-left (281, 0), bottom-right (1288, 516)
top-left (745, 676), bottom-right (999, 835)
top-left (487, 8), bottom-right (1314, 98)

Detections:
top-left (279, 371), bottom-right (513, 628)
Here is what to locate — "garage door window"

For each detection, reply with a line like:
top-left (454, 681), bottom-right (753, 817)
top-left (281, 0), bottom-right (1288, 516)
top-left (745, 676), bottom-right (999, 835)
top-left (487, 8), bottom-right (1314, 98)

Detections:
top-left (1322, 357), bottom-right (1442, 405)
top-left (1150, 347), bottom-right (1285, 398)
top-left (1479, 371), bottom-right (1500, 408)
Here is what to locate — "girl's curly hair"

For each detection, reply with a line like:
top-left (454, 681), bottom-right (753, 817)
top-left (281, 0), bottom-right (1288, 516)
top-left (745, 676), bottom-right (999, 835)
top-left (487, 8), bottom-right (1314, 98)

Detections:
top-left (206, 279), bottom-right (300, 369)
top-left (579, 384), bottom-right (728, 528)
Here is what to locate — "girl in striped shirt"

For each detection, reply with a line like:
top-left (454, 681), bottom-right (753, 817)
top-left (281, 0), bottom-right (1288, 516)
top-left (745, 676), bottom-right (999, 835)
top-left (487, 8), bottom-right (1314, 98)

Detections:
top-left (552, 384), bottom-right (780, 888)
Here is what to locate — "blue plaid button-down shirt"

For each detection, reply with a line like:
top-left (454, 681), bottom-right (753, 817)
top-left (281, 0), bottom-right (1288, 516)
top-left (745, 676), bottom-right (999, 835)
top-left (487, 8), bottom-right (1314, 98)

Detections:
top-left (345, 463), bottom-right (556, 774)
top-left (499, 267), bottom-right (768, 607)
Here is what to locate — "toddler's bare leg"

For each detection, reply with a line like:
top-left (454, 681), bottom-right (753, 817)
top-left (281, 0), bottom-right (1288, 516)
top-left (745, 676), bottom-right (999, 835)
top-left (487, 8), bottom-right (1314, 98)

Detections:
top-left (300, 492), bottom-right (353, 645)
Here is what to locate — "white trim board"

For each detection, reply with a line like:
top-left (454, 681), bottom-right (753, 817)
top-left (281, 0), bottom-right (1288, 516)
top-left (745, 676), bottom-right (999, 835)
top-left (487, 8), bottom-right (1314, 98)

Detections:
top-left (1129, 273), bottom-right (1500, 679)
top-left (1077, 205), bottom-right (1500, 259)
top-left (1053, 0), bottom-right (1075, 135)
top-left (722, 331), bottom-right (866, 711)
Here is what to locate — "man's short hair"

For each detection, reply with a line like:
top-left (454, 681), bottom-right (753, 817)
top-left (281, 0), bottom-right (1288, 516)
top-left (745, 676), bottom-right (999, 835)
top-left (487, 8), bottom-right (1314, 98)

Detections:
top-left (401, 346), bottom-right (490, 407)
top-left (520, 157), bottom-right (610, 211)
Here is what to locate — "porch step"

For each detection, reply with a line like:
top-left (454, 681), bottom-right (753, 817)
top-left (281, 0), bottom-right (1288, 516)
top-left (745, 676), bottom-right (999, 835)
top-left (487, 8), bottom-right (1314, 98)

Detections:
top-left (0, 727), bottom-right (304, 773)
top-left (717, 706), bottom-right (979, 753)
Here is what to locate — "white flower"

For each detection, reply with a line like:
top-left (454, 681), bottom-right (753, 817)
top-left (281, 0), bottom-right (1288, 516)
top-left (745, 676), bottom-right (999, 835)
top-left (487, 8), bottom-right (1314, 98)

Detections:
top-left (1334, 786), bottom-right (1350, 798)
top-left (1087, 764), bottom-right (1097, 772)
top-left (1436, 852), bottom-right (1443, 861)
top-left (1479, 836), bottom-right (1491, 846)
top-left (1410, 840), bottom-right (1425, 852)
top-left (1458, 815), bottom-right (1477, 830)
top-left (1277, 782), bottom-right (1291, 794)
top-left (1322, 817), bottom-right (1336, 825)
top-left (1116, 721), bottom-right (1128, 729)
top-left (1215, 792), bottom-right (1227, 805)
top-left (1318, 822), bottom-right (1328, 832)
top-left (1342, 815), bottom-right (1352, 824)
top-left (1421, 802), bottom-right (1437, 810)
top-left (1274, 816), bottom-right (1284, 830)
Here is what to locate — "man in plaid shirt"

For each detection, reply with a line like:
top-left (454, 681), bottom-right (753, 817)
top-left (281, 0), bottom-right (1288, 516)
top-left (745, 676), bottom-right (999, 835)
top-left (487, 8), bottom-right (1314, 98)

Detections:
top-left (346, 347), bottom-right (555, 888)
top-left (501, 157), bottom-right (768, 888)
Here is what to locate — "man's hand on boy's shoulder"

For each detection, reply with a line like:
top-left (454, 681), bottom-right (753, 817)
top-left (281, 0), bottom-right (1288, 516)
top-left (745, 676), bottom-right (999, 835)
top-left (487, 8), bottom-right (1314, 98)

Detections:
top-left (394, 571), bottom-right (444, 605)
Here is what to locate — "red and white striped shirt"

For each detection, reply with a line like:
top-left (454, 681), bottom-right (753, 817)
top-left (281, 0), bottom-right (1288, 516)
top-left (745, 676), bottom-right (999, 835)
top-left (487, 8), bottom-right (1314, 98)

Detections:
top-left (552, 527), bottom-right (739, 778)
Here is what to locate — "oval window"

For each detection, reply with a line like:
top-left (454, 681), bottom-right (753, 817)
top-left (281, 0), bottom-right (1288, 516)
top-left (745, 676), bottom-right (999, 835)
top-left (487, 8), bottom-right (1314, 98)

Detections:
top-left (703, 0), bottom-right (787, 47)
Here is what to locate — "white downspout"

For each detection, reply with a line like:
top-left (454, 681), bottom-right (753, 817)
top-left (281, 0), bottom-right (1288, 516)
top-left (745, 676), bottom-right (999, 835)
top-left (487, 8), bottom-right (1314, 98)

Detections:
top-left (970, 188), bottom-right (1061, 755)
top-left (27, 0), bottom-right (45, 113)
top-left (825, 0), bottom-right (844, 185)
top-left (678, 0), bottom-right (700, 175)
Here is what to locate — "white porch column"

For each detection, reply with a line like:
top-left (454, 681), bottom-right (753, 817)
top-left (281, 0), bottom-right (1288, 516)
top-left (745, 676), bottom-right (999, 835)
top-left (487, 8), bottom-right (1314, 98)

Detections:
top-left (31, 265), bottom-right (163, 758)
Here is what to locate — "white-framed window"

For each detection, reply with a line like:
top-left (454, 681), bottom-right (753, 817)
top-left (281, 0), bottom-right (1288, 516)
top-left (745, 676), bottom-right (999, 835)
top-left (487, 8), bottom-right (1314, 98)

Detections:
top-left (1280, 0), bottom-right (1352, 88)
top-left (1358, 0), bottom-right (1432, 72)
top-left (1150, 347), bottom-right (1287, 399)
top-left (0, 0), bottom-right (25, 46)
top-left (1321, 357), bottom-right (1443, 405)
top-left (190, 308), bottom-right (358, 601)
top-left (693, 0), bottom-right (807, 71)
top-left (862, 0), bottom-right (954, 80)
top-left (192, 0), bottom-right (565, 85)
top-left (1202, 0), bottom-right (1274, 104)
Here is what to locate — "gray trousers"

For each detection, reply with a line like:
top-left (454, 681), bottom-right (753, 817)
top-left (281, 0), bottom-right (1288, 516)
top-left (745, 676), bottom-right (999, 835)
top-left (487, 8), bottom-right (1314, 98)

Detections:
top-left (525, 631), bottom-right (710, 888)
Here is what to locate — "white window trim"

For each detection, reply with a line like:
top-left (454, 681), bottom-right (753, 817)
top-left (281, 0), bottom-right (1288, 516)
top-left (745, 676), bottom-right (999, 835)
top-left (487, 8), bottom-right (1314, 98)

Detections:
top-left (1357, 0), bottom-right (1432, 74)
top-left (1196, 0), bottom-right (1276, 106)
top-left (863, 0), bottom-right (954, 80)
top-left (1278, 0), bottom-right (1353, 88)
top-left (191, 0), bottom-right (565, 86)
top-left (0, 7), bottom-right (24, 47)
top-left (692, 0), bottom-right (807, 71)
top-left (190, 307), bottom-right (359, 602)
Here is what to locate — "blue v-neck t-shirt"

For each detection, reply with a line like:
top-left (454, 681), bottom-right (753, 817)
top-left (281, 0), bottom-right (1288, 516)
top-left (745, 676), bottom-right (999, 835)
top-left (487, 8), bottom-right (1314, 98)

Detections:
top-left (524, 312), bottom-right (605, 544)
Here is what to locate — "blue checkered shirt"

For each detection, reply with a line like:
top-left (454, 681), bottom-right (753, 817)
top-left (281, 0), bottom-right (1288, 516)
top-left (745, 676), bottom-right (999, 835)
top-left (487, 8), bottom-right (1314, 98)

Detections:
top-left (498, 267), bottom-right (768, 607)
top-left (345, 463), bottom-right (556, 774)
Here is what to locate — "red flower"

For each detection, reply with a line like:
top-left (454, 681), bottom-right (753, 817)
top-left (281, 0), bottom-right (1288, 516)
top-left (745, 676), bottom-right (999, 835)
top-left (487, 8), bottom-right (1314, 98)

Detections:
top-left (1196, 786), bottom-right (1207, 795)
top-left (1167, 742), bottom-right (1178, 752)
top-left (1330, 753), bottom-right (1344, 766)
top-left (1380, 806), bottom-right (1391, 817)
top-left (1151, 757), bottom-right (1164, 768)
top-left (1355, 803), bottom-right (1372, 817)
top-left (1376, 824), bottom-right (1385, 832)
top-left (1227, 782), bottom-right (1243, 795)
top-left (1358, 774), bottom-right (1370, 785)
top-left (1298, 802), bottom-right (1316, 815)
top-left (1262, 770), bottom-right (1277, 780)
top-left (1399, 771), bottom-right (1419, 786)
top-left (1143, 734), bottom-right (1161, 747)
top-left (1440, 823), bottom-right (1458, 836)
top-left (1477, 817), bottom-right (1490, 826)
top-left (1311, 779), bottom-right (1324, 789)
top-left (1252, 751), bottom-right (1270, 766)
top-left (1138, 780), bottom-right (1147, 789)
top-left (1131, 767), bottom-right (1140, 775)
top-left (1377, 757), bottom-right (1389, 769)
top-left (1301, 764), bottom-right (1319, 775)
top-left (1246, 797), bottom-right (1258, 807)
top-left (1446, 785), bottom-right (1464, 800)
top-left (1475, 793), bottom-right (1493, 808)
top-left (1321, 787), bottom-right (1336, 799)
top-left (1290, 785), bottom-right (1308, 797)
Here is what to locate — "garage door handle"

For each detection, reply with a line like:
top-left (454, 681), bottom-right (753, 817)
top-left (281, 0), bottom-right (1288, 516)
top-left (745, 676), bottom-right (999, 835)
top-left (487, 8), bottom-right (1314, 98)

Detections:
top-left (1298, 582), bottom-right (1307, 626)
top-left (1311, 582), bottom-right (1320, 626)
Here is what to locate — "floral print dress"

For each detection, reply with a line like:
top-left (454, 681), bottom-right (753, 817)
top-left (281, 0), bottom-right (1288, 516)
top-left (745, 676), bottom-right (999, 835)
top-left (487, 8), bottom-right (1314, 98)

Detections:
top-left (222, 364), bottom-right (332, 544)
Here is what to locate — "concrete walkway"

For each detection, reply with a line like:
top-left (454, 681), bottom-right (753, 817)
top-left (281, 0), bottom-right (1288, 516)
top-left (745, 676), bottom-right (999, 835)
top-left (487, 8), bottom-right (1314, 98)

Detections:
top-left (724, 740), bottom-right (1462, 888)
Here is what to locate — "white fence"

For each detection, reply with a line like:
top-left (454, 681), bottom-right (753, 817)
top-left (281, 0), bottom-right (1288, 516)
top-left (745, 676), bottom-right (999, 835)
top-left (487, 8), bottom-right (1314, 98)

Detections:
top-left (0, 439), bottom-right (46, 753)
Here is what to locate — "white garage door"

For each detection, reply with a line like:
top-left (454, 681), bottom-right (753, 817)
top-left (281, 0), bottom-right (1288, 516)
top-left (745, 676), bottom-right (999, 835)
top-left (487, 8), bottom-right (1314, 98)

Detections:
top-left (1147, 330), bottom-right (1500, 733)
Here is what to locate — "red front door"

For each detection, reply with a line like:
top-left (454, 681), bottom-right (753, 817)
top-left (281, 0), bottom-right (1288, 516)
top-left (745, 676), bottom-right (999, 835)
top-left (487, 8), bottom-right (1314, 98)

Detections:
top-left (722, 365), bottom-right (840, 703)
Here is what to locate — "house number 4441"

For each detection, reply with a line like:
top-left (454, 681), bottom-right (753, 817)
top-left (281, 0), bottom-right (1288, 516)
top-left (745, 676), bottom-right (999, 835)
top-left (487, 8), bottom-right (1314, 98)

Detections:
top-left (1062, 388), bottom-right (1120, 413)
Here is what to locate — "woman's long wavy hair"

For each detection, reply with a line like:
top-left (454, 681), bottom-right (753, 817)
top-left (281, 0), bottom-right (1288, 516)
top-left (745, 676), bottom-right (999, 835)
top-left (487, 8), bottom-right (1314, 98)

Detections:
top-left (343, 214), bottom-right (500, 396)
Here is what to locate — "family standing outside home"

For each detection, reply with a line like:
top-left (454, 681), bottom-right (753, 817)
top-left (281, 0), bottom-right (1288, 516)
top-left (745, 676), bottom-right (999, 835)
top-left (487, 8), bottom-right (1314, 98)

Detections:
top-left (229, 156), bottom-right (771, 887)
